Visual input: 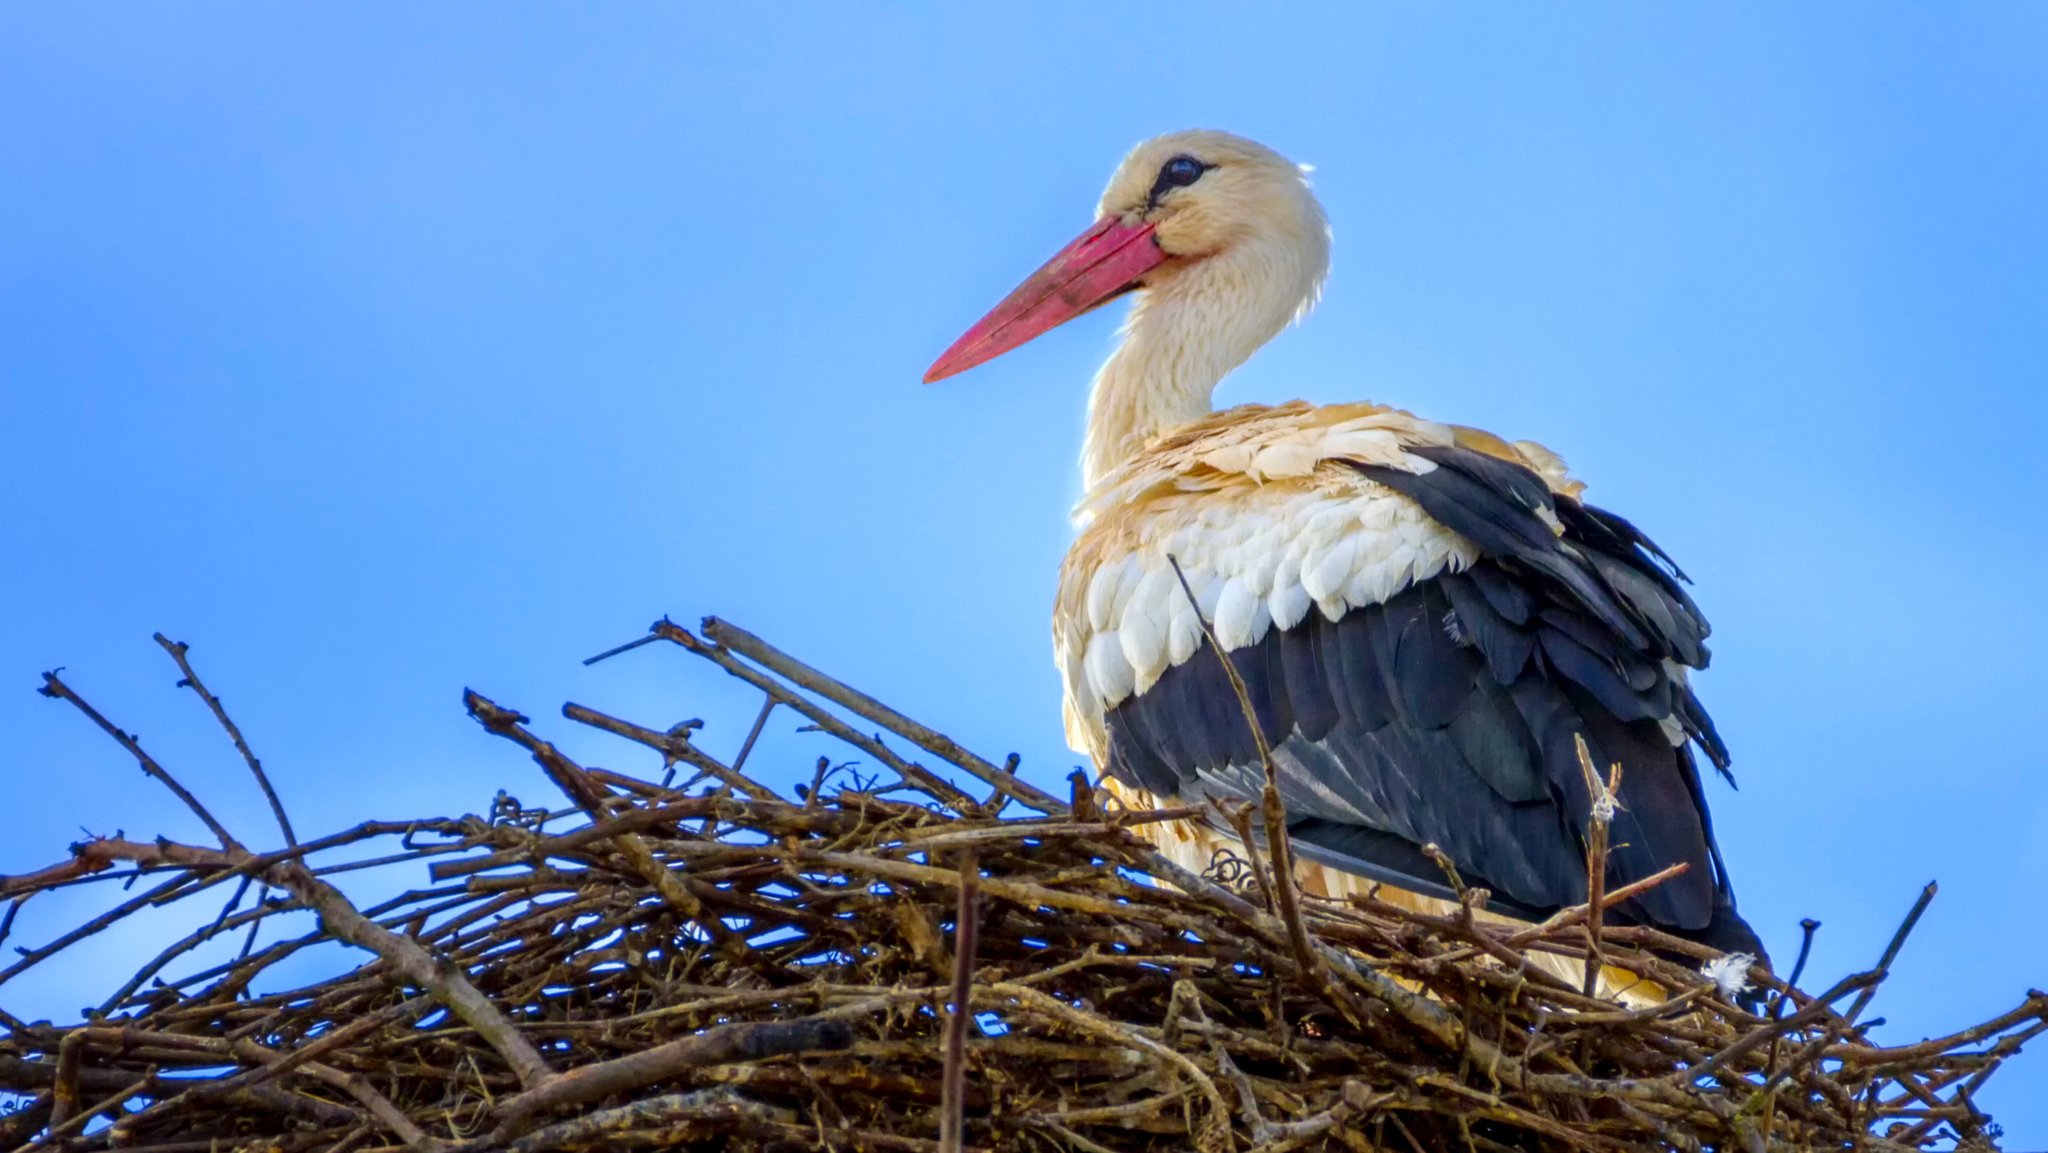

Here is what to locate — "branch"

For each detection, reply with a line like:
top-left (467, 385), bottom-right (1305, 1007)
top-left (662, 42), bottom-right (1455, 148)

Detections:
top-left (940, 849), bottom-right (982, 1153)
top-left (39, 670), bottom-right (240, 849)
top-left (560, 700), bottom-right (768, 800)
top-left (466, 691), bottom-right (729, 936)
top-left (656, 621), bottom-right (985, 815)
top-left (1574, 734), bottom-right (1620, 1000)
top-left (153, 634), bottom-right (296, 846)
top-left (7, 835), bottom-right (555, 1092)
top-left (694, 617), bottom-right (1064, 813)
top-left (488, 1016), bottom-right (855, 1132)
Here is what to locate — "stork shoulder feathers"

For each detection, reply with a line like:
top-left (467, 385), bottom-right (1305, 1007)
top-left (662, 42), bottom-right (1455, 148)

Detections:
top-left (1056, 402), bottom-right (1584, 743)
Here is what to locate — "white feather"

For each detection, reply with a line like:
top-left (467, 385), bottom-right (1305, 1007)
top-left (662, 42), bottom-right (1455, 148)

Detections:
top-left (1084, 631), bottom-right (1136, 706)
top-left (1212, 578), bottom-right (1261, 650)
top-left (1267, 575), bottom-right (1313, 631)
top-left (1083, 557), bottom-right (1126, 632)
top-left (1700, 953), bottom-right (1755, 1001)
top-left (1300, 534), bottom-right (1360, 611)
top-left (1118, 603), bottom-right (1167, 690)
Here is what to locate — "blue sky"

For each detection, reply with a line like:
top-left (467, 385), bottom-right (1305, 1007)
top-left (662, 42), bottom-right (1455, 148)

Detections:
top-left (4, 3), bottom-right (2045, 1141)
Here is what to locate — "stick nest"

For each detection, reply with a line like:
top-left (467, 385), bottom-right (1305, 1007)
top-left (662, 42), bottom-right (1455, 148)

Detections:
top-left (2, 618), bottom-right (2041, 1153)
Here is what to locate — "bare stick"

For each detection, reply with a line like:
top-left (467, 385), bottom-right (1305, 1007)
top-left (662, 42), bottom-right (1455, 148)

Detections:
top-left (488, 1016), bottom-right (855, 1133)
top-left (294, 1061), bottom-right (440, 1153)
top-left (153, 634), bottom-right (296, 846)
top-left (693, 617), bottom-right (1066, 813)
top-left (940, 849), bottom-right (982, 1153)
top-left (469, 692), bottom-right (727, 933)
top-left (1224, 802), bottom-right (1279, 915)
top-left (654, 622), bottom-right (983, 814)
top-left (48, 1034), bottom-right (83, 1131)
top-left (1504, 862), bottom-right (1690, 946)
top-left (1574, 735), bottom-right (1620, 1000)
top-left (580, 631), bottom-right (664, 666)
top-left (730, 696), bottom-right (777, 775)
top-left (10, 835), bottom-right (555, 1091)
top-left (560, 701), bottom-right (767, 800)
top-left (39, 670), bottom-right (240, 849)
top-left (269, 855), bottom-right (556, 1088)
top-left (1757, 916), bottom-right (1822, 1137)
top-left (1755, 882), bottom-right (1942, 1100)
top-left (12, 1069), bottom-right (159, 1153)
top-left (1843, 881), bottom-right (1937, 1028)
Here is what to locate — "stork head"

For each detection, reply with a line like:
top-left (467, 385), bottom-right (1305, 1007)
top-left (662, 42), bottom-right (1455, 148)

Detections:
top-left (925, 129), bottom-right (1331, 383)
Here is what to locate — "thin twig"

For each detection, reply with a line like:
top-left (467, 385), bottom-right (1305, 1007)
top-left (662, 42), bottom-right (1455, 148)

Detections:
top-left (39, 671), bottom-right (240, 848)
top-left (1756, 883), bottom-right (1941, 1100)
top-left (940, 849), bottom-right (982, 1153)
top-left (694, 617), bottom-right (1064, 813)
top-left (731, 697), bottom-right (778, 775)
top-left (1574, 734), bottom-right (1619, 1000)
top-left (560, 700), bottom-right (767, 800)
top-left (153, 634), bottom-right (297, 846)
top-left (1844, 882), bottom-right (1937, 1028)
top-left (654, 623), bottom-right (983, 814)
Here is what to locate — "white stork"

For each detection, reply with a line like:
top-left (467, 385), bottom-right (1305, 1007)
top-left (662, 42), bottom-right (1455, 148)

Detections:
top-left (925, 130), bottom-right (1765, 984)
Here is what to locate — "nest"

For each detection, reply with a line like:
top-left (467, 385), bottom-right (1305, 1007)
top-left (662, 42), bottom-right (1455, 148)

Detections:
top-left (2, 617), bottom-right (2041, 1153)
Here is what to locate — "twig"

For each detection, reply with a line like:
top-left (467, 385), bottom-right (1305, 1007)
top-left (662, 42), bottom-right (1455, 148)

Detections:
top-left (1574, 734), bottom-right (1619, 1000)
top-left (653, 623), bottom-right (983, 814)
top-left (11, 834), bottom-right (555, 1091)
top-left (581, 630), bottom-right (665, 666)
top-left (1756, 883), bottom-right (1941, 1100)
top-left (1224, 802), bottom-right (1279, 915)
top-left (560, 700), bottom-right (767, 800)
top-left (693, 617), bottom-right (1065, 813)
top-left (1757, 916), bottom-right (1821, 1137)
top-left (153, 634), bottom-right (297, 846)
top-left (488, 1017), bottom-right (856, 1133)
top-left (1844, 882), bottom-right (1937, 1028)
top-left (11, 1068), bottom-right (157, 1153)
top-left (505, 1096), bottom-right (726, 1153)
top-left (731, 697), bottom-right (778, 775)
top-left (469, 690), bottom-right (728, 934)
top-left (940, 849), bottom-right (982, 1153)
top-left (48, 1034), bottom-right (84, 1131)
top-left (39, 671), bottom-right (240, 849)
top-left (1503, 862), bottom-right (1690, 946)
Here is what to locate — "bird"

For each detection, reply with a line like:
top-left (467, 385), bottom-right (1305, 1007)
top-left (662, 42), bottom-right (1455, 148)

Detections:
top-left (924, 129), bottom-right (1766, 992)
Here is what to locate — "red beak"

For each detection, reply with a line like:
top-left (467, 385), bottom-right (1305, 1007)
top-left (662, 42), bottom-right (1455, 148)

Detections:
top-left (924, 216), bottom-right (1168, 383)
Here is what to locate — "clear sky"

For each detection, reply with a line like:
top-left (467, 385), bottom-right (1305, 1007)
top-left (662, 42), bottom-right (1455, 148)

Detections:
top-left (5, 4), bottom-right (2045, 1141)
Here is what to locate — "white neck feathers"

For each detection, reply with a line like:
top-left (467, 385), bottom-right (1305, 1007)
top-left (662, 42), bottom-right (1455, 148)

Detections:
top-left (1080, 228), bottom-right (1329, 489)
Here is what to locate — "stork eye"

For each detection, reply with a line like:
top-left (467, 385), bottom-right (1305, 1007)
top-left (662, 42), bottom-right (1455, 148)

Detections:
top-left (1146, 156), bottom-right (1211, 207)
top-left (1162, 156), bottom-right (1206, 187)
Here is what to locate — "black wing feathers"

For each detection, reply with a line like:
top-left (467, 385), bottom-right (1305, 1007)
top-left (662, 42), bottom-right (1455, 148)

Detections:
top-left (1363, 447), bottom-right (1653, 650)
top-left (1280, 622), bottom-right (1340, 741)
top-left (1440, 572), bottom-right (1536, 682)
top-left (1104, 444), bottom-right (1757, 954)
